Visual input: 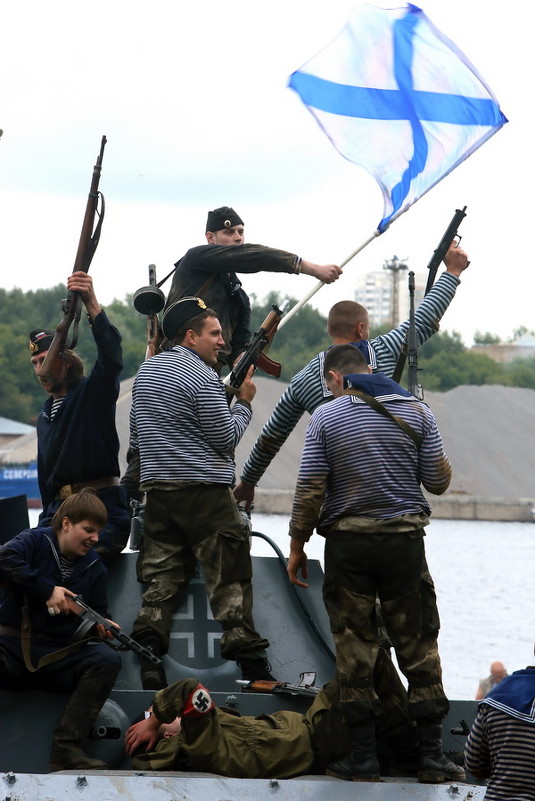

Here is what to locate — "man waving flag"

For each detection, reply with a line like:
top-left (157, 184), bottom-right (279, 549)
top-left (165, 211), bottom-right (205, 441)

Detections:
top-left (289, 4), bottom-right (507, 233)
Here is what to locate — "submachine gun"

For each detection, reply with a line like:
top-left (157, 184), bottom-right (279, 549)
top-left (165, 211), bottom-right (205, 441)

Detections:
top-left (225, 300), bottom-right (289, 391)
top-left (393, 206), bottom-right (468, 396)
top-left (66, 594), bottom-right (161, 664)
top-left (133, 263), bottom-right (166, 359)
top-left (38, 136), bottom-right (107, 387)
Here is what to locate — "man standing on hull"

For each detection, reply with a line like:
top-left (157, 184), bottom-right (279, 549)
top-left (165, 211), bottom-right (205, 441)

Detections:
top-left (29, 272), bottom-right (130, 559)
top-left (164, 205), bottom-right (342, 372)
top-left (234, 242), bottom-right (469, 507)
top-left (287, 344), bottom-right (465, 784)
top-left (129, 298), bottom-right (273, 690)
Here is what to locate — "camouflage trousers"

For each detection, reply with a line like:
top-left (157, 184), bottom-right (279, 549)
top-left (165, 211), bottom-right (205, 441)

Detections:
top-left (323, 529), bottom-right (449, 725)
top-left (132, 485), bottom-right (269, 660)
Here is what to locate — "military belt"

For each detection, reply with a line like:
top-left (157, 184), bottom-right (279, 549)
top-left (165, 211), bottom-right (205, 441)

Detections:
top-left (57, 476), bottom-right (119, 500)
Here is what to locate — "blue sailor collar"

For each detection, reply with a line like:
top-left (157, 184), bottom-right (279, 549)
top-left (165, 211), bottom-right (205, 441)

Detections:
top-left (481, 668), bottom-right (535, 724)
top-left (344, 372), bottom-right (414, 399)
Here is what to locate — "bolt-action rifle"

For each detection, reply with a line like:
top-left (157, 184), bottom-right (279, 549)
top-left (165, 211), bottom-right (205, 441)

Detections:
top-left (225, 300), bottom-right (289, 391)
top-left (38, 136), bottom-right (107, 387)
top-left (393, 206), bottom-right (468, 388)
top-left (66, 593), bottom-right (161, 664)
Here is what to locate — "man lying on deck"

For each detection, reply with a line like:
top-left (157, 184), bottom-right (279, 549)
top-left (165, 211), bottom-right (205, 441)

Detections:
top-left (125, 649), bottom-right (422, 780)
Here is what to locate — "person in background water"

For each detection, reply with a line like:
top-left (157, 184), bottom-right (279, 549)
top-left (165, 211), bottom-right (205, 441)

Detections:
top-left (475, 661), bottom-right (508, 700)
top-left (29, 272), bottom-right (130, 560)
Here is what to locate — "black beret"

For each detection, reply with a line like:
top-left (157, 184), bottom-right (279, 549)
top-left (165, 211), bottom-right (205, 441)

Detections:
top-left (162, 297), bottom-right (208, 340)
top-left (29, 329), bottom-right (54, 354)
top-left (205, 206), bottom-right (244, 233)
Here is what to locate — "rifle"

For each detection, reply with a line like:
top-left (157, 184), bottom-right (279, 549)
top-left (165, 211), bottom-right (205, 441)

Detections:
top-left (66, 593), bottom-right (161, 665)
top-left (407, 271), bottom-right (423, 400)
top-left (38, 136), bottom-right (107, 387)
top-left (392, 206), bottom-right (467, 386)
top-left (224, 300), bottom-right (289, 391)
top-left (133, 264), bottom-right (166, 358)
top-left (424, 205), bottom-right (467, 295)
top-left (238, 671), bottom-right (320, 698)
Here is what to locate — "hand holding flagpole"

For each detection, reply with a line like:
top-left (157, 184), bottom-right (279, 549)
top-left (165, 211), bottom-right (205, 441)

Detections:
top-left (277, 230), bottom-right (380, 331)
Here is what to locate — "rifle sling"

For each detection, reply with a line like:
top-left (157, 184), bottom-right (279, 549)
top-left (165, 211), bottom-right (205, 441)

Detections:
top-left (343, 388), bottom-right (422, 448)
top-left (19, 595), bottom-right (93, 673)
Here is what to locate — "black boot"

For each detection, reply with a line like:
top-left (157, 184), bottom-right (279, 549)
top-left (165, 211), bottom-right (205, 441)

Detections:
top-left (326, 722), bottom-right (381, 782)
top-left (138, 637), bottom-right (168, 691)
top-left (416, 721), bottom-right (466, 783)
top-left (237, 656), bottom-right (276, 681)
top-left (50, 694), bottom-right (109, 771)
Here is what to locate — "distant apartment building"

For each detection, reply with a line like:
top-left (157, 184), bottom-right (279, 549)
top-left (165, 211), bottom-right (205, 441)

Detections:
top-left (354, 258), bottom-right (426, 328)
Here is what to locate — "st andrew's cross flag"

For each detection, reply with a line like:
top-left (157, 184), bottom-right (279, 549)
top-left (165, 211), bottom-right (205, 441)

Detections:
top-left (289, 4), bottom-right (507, 233)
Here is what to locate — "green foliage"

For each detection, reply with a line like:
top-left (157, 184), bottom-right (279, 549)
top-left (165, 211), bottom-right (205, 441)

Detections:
top-left (474, 330), bottom-right (501, 345)
top-left (2, 285), bottom-right (535, 425)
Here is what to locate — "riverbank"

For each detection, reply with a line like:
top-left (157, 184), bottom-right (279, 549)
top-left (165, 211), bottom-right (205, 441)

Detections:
top-left (251, 488), bottom-right (535, 522)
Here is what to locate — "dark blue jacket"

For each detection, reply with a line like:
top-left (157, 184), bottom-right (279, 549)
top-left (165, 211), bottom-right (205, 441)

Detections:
top-left (0, 526), bottom-right (109, 642)
top-left (36, 310), bottom-right (123, 511)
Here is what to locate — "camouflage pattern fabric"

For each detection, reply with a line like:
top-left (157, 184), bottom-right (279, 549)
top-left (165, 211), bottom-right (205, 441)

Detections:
top-left (323, 529), bottom-right (449, 725)
top-left (132, 485), bottom-right (269, 659)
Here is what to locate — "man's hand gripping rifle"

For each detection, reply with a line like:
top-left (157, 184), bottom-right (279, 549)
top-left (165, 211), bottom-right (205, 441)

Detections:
top-left (225, 300), bottom-right (289, 391)
top-left (66, 594), bottom-right (162, 665)
top-left (38, 136), bottom-right (107, 387)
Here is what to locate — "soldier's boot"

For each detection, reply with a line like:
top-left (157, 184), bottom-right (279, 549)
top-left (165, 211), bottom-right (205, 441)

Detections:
top-left (49, 692), bottom-right (108, 771)
top-left (138, 636), bottom-right (168, 691)
top-left (237, 656), bottom-right (276, 682)
top-left (325, 722), bottom-right (382, 782)
top-left (416, 721), bottom-right (466, 783)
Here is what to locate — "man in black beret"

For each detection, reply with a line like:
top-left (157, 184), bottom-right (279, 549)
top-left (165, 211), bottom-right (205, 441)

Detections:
top-left (164, 205), bottom-right (342, 373)
top-left (29, 272), bottom-right (130, 559)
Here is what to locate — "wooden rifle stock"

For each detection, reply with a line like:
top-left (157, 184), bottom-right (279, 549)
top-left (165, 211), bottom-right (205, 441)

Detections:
top-left (225, 300), bottom-right (289, 391)
top-left (38, 136), bottom-right (107, 387)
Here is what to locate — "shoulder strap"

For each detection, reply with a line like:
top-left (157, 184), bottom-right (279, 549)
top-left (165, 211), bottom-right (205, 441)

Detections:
top-left (343, 388), bottom-right (422, 448)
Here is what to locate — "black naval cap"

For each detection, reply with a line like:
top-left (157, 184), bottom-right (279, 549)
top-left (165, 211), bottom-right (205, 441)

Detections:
top-left (29, 329), bottom-right (54, 354)
top-left (162, 297), bottom-right (209, 340)
top-left (205, 206), bottom-right (244, 233)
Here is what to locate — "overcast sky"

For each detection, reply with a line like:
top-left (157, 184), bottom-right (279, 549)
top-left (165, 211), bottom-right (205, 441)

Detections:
top-left (1, 0), bottom-right (532, 344)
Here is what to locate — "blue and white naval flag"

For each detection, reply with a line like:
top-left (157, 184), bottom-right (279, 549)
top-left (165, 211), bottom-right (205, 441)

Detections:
top-left (289, 4), bottom-right (507, 233)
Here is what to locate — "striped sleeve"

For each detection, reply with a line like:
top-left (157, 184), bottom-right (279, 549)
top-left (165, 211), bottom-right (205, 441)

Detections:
top-left (465, 706), bottom-right (535, 800)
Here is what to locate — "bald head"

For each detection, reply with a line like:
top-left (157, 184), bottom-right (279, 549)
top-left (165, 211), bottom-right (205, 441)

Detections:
top-left (328, 301), bottom-right (369, 343)
top-left (490, 661), bottom-right (507, 682)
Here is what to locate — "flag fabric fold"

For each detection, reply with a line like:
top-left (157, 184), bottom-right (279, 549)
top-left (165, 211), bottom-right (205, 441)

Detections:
top-left (289, 3), bottom-right (507, 232)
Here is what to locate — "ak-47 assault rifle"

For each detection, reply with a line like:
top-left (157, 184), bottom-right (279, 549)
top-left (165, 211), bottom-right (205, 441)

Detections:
top-left (225, 300), bottom-right (289, 391)
top-left (238, 671), bottom-right (320, 698)
top-left (393, 206), bottom-right (468, 390)
top-left (133, 263), bottom-right (166, 359)
top-left (66, 593), bottom-right (161, 665)
top-left (38, 136), bottom-right (107, 387)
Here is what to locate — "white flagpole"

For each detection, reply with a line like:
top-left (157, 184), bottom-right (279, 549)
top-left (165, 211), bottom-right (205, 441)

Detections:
top-left (276, 230), bottom-right (380, 331)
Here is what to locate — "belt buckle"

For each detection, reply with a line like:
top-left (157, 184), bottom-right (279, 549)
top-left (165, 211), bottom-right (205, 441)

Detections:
top-left (59, 485), bottom-right (73, 500)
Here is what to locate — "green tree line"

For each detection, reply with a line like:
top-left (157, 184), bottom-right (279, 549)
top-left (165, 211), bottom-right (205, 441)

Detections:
top-left (1, 285), bottom-right (535, 426)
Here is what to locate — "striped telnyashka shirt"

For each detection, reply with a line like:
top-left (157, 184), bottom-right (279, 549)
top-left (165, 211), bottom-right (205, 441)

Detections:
top-left (289, 390), bottom-right (451, 541)
top-left (130, 346), bottom-right (251, 486)
top-left (464, 704), bottom-right (535, 801)
top-left (241, 271), bottom-right (460, 487)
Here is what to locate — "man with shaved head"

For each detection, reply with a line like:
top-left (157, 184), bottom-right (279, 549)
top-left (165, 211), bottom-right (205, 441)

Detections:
top-left (235, 242), bottom-right (469, 508)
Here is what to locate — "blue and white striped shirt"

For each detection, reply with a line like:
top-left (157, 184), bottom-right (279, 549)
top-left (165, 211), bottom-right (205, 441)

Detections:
top-left (130, 346), bottom-right (251, 486)
top-left (241, 271), bottom-right (460, 487)
top-left (289, 381), bottom-right (451, 541)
